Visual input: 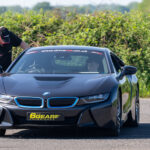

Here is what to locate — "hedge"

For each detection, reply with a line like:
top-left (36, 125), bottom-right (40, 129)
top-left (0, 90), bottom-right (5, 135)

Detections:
top-left (0, 10), bottom-right (150, 97)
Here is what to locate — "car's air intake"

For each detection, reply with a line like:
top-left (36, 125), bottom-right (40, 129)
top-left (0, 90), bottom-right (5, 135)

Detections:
top-left (47, 97), bottom-right (78, 108)
top-left (14, 97), bottom-right (44, 108)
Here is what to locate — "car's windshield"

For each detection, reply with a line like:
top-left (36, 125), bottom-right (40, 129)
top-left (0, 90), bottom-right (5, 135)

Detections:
top-left (9, 49), bottom-right (109, 74)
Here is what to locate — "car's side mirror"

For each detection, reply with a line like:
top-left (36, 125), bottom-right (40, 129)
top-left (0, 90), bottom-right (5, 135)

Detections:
top-left (0, 65), bottom-right (3, 74)
top-left (122, 65), bottom-right (137, 75)
top-left (117, 65), bottom-right (137, 80)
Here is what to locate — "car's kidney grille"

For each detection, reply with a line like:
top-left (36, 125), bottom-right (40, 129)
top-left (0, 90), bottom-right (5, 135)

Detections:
top-left (14, 97), bottom-right (43, 108)
top-left (48, 97), bottom-right (78, 108)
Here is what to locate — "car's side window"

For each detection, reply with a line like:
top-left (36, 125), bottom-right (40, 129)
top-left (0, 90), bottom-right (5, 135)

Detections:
top-left (110, 53), bottom-right (123, 73)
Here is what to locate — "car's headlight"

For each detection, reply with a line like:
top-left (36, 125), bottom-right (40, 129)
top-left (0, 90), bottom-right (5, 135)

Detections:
top-left (80, 93), bottom-right (109, 104)
top-left (0, 95), bottom-right (14, 104)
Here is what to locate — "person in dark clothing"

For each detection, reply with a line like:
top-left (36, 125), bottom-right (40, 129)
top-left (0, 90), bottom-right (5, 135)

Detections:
top-left (0, 27), bottom-right (30, 71)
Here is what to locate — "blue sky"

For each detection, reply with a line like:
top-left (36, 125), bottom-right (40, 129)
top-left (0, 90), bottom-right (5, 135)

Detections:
top-left (0, 0), bottom-right (143, 7)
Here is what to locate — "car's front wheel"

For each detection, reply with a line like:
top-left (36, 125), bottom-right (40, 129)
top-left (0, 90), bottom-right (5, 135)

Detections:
top-left (110, 93), bottom-right (122, 136)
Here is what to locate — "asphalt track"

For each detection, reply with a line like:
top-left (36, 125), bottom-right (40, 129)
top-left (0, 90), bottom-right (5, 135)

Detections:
top-left (0, 98), bottom-right (150, 150)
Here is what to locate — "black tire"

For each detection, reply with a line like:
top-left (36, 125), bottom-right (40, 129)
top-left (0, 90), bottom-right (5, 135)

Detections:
top-left (110, 92), bottom-right (122, 136)
top-left (125, 90), bottom-right (140, 127)
top-left (133, 100), bottom-right (140, 126)
top-left (0, 129), bottom-right (6, 136)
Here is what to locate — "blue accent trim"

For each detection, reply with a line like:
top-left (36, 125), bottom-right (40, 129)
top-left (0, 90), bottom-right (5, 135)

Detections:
top-left (14, 97), bottom-right (44, 108)
top-left (47, 97), bottom-right (79, 108)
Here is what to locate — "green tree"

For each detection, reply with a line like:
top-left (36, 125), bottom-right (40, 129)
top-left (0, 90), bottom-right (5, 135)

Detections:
top-left (33, 2), bottom-right (53, 11)
top-left (139, 0), bottom-right (150, 13)
top-left (127, 2), bottom-right (139, 10)
top-left (7, 6), bottom-right (24, 13)
top-left (0, 7), bottom-right (7, 14)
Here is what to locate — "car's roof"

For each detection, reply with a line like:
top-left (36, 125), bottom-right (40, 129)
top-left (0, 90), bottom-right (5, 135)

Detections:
top-left (27, 45), bottom-right (111, 52)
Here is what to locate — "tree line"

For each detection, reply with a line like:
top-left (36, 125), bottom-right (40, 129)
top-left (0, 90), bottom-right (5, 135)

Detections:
top-left (0, 2), bottom-right (140, 14)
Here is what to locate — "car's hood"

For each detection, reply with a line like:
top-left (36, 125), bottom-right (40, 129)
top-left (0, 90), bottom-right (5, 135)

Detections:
top-left (0, 73), bottom-right (117, 98)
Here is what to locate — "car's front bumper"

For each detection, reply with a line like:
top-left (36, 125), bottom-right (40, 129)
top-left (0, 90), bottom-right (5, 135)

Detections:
top-left (0, 96), bottom-right (118, 129)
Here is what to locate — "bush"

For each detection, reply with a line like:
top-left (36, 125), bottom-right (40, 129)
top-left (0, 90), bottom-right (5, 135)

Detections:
top-left (0, 10), bottom-right (150, 97)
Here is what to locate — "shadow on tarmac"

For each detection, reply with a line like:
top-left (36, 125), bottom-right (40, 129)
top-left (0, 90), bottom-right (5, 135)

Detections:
top-left (4, 123), bottom-right (150, 139)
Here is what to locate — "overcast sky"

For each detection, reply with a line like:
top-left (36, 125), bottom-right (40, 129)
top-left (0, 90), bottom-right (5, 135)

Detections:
top-left (0, 0), bottom-right (143, 7)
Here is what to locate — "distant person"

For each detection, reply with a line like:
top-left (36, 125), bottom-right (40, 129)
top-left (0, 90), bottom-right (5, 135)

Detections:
top-left (0, 26), bottom-right (30, 71)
